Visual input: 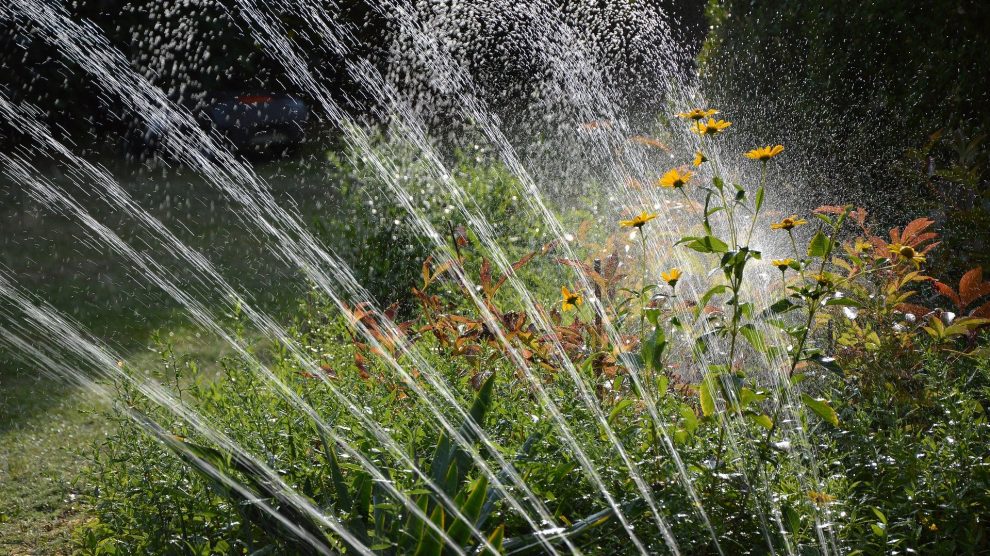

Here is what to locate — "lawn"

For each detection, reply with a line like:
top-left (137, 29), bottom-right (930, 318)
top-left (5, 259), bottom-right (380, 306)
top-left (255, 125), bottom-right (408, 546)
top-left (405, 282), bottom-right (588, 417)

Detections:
top-left (0, 154), bottom-right (338, 554)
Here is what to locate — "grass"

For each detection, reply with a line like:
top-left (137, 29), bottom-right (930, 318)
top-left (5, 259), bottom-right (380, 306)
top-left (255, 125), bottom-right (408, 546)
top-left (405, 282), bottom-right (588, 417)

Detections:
top-left (0, 153), bottom-right (336, 554)
top-left (0, 370), bottom-right (106, 555)
top-left (0, 327), bottom-right (244, 554)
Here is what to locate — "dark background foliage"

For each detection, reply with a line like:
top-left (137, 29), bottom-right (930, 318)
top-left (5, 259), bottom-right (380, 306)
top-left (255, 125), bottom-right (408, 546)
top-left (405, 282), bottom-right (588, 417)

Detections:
top-left (699, 0), bottom-right (990, 275)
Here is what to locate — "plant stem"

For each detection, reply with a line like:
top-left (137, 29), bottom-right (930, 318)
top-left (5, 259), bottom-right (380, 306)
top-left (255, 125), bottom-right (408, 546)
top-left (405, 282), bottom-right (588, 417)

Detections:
top-left (639, 230), bottom-right (649, 337)
top-left (743, 162), bottom-right (767, 247)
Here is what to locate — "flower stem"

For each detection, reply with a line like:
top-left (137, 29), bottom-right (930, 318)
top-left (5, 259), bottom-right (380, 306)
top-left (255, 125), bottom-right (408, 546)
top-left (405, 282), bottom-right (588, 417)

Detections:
top-left (743, 162), bottom-right (767, 247)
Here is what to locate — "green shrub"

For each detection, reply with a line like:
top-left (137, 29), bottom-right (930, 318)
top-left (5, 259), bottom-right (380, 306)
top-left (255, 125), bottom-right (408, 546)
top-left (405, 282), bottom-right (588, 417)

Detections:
top-left (75, 115), bottom-right (990, 555)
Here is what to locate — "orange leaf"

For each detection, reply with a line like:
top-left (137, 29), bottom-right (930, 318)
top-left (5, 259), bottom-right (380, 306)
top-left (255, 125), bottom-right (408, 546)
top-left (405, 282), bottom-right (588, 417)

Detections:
top-left (959, 267), bottom-right (990, 309)
top-left (932, 280), bottom-right (961, 309)
top-left (895, 303), bottom-right (933, 319)
top-left (814, 205), bottom-right (847, 215)
top-left (628, 135), bottom-right (670, 151)
top-left (901, 218), bottom-right (934, 243)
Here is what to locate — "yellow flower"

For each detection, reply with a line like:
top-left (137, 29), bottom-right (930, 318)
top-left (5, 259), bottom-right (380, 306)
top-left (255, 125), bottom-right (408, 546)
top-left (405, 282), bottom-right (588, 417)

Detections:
top-left (692, 118), bottom-right (732, 136)
top-left (661, 268), bottom-right (682, 287)
top-left (677, 108), bottom-right (718, 120)
top-left (772, 258), bottom-right (795, 272)
top-left (619, 211), bottom-right (658, 229)
top-left (658, 168), bottom-right (694, 189)
top-left (744, 144), bottom-right (784, 161)
top-left (770, 215), bottom-right (808, 231)
top-left (561, 286), bottom-right (583, 312)
top-left (853, 238), bottom-right (873, 253)
top-left (889, 243), bottom-right (926, 266)
top-left (807, 490), bottom-right (835, 507)
top-left (693, 151), bottom-right (707, 167)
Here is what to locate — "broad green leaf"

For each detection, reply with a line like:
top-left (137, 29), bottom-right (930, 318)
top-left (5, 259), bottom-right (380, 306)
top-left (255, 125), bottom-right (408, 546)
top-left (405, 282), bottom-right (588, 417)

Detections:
top-left (699, 380), bottom-right (716, 417)
top-left (801, 394), bottom-right (839, 426)
top-left (640, 327), bottom-right (667, 371)
top-left (760, 298), bottom-right (799, 318)
top-left (656, 375), bottom-right (669, 398)
top-left (807, 230), bottom-right (830, 258)
top-left (679, 405), bottom-right (698, 433)
top-left (809, 355), bottom-right (842, 375)
top-left (747, 413), bottom-right (774, 430)
top-left (677, 235), bottom-right (729, 254)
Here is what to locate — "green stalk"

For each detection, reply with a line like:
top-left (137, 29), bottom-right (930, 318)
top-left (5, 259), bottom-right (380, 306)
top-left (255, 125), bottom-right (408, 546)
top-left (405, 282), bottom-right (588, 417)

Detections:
top-left (639, 230), bottom-right (649, 337)
top-left (743, 162), bottom-right (767, 247)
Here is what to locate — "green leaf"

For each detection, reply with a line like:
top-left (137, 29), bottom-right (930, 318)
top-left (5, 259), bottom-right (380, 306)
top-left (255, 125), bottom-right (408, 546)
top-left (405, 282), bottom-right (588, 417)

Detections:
top-left (759, 298), bottom-right (799, 318)
top-left (642, 307), bottom-right (661, 326)
top-left (782, 503), bottom-right (801, 534)
top-left (430, 372), bottom-right (496, 494)
top-left (699, 284), bottom-right (729, 309)
top-left (754, 185), bottom-right (765, 212)
top-left (483, 525), bottom-right (504, 555)
top-left (447, 475), bottom-right (489, 547)
top-left (699, 380), bottom-right (716, 417)
top-left (413, 504), bottom-right (445, 556)
top-left (679, 405), bottom-right (699, 433)
top-left (809, 355), bottom-right (842, 375)
top-left (640, 327), bottom-right (667, 372)
top-left (747, 413), bottom-right (774, 430)
top-left (807, 230), bottom-right (830, 258)
top-left (801, 394), bottom-right (839, 426)
top-left (739, 323), bottom-right (767, 353)
top-left (608, 399), bottom-right (634, 425)
top-left (656, 375), bottom-right (669, 399)
top-left (677, 235), bottom-right (729, 254)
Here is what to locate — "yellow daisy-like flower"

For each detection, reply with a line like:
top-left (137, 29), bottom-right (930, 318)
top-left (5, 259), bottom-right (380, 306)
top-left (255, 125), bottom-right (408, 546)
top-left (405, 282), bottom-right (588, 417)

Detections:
top-left (693, 151), bottom-right (707, 167)
top-left (619, 211), bottom-right (658, 229)
top-left (661, 268), bottom-right (682, 287)
top-left (677, 108), bottom-right (718, 120)
top-left (561, 286), bottom-right (583, 312)
top-left (853, 238), bottom-right (873, 253)
top-left (658, 168), bottom-right (694, 189)
top-left (692, 118), bottom-right (732, 136)
top-left (807, 490), bottom-right (835, 507)
top-left (889, 243), bottom-right (926, 266)
top-left (770, 215), bottom-right (808, 231)
top-left (744, 144), bottom-right (785, 161)
top-left (771, 258), bottom-right (795, 272)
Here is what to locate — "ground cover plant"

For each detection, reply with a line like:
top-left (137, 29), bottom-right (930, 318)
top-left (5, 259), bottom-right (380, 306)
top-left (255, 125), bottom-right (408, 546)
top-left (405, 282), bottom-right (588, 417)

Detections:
top-left (73, 112), bottom-right (990, 555)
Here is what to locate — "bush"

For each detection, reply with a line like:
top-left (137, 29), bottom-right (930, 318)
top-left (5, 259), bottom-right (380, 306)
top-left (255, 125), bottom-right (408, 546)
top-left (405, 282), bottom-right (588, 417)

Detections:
top-left (76, 114), bottom-right (990, 555)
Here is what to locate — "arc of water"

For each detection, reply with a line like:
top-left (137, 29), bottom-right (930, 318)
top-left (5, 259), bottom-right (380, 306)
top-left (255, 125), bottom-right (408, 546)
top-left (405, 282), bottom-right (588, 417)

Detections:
top-left (1, 148), bottom-right (507, 555)
top-left (480, 2), bottom-right (833, 551)
top-left (234, 2), bottom-right (682, 552)
top-left (0, 6), bottom-right (565, 550)
top-left (0, 91), bottom-right (554, 532)
top-left (345, 1), bottom-right (732, 551)
top-left (0, 279), bottom-right (373, 556)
